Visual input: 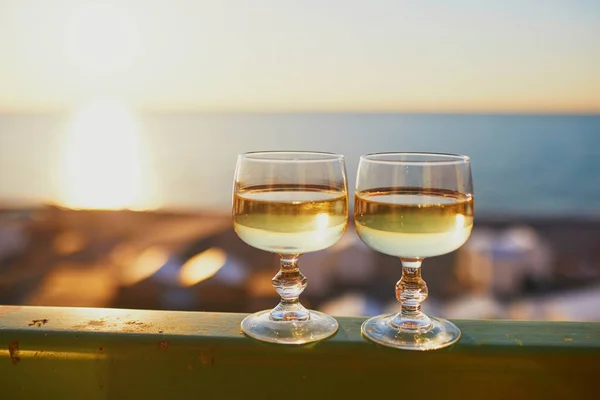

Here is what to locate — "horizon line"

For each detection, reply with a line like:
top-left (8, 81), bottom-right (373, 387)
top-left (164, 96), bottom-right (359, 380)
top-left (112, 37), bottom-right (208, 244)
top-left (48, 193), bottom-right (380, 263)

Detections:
top-left (1, 106), bottom-right (599, 116)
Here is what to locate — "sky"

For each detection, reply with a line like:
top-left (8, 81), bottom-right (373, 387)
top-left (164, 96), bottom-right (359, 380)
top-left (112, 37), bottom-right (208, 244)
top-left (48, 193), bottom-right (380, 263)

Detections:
top-left (0, 0), bottom-right (599, 113)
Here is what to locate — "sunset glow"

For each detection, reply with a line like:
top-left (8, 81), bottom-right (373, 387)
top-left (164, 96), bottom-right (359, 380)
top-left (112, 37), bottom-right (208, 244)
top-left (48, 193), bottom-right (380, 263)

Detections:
top-left (58, 100), bottom-right (148, 210)
top-left (0, 1), bottom-right (598, 113)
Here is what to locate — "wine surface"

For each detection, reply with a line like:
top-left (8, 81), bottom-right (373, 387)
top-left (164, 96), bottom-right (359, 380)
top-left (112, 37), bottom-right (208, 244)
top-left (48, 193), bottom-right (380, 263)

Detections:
top-left (234, 185), bottom-right (348, 254)
top-left (354, 188), bottom-right (473, 258)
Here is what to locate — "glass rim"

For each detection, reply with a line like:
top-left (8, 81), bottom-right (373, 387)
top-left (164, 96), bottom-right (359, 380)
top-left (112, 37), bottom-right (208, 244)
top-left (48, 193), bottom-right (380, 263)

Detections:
top-left (360, 152), bottom-right (470, 165)
top-left (240, 150), bottom-right (345, 162)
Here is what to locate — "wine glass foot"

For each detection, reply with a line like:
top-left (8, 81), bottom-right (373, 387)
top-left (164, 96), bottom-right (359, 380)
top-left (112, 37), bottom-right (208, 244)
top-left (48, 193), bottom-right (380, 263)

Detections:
top-left (361, 314), bottom-right (460, 351)
top-left (241, 310), bottom-right (338, 345)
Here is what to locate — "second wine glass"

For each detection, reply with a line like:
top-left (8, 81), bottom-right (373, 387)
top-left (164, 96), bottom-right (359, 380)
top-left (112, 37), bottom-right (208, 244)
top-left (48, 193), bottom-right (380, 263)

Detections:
top-left (354, 152), bottom-right (474, 350)
top-left (233, 151), bottom-right (348, 344)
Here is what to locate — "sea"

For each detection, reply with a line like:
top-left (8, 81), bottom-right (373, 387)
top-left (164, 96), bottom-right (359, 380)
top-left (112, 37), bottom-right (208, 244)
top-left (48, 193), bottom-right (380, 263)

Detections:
top-left (1, 113), bottom-right (599, 217)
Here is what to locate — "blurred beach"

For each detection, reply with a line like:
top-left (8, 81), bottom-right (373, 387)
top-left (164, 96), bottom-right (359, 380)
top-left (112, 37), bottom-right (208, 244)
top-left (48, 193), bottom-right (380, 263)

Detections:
top-left (1, 206), bottom-right (600, 321)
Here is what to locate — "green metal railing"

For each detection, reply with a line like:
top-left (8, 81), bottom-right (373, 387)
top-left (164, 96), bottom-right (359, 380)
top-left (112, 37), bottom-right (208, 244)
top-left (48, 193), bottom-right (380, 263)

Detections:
top-left (1, 306), bottom-right (599, 399)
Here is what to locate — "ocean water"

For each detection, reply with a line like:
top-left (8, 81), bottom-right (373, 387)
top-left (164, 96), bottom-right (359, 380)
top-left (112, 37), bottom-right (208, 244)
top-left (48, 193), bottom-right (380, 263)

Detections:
top-left (1, 113), bottom-right (599, 216)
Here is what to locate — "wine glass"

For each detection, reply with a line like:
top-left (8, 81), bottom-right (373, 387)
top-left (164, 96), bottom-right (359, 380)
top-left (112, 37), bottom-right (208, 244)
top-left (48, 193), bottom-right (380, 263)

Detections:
top-left (354, 152), bottom-right (474, 350)
top-left (233, 151), bottom-right (348, 344)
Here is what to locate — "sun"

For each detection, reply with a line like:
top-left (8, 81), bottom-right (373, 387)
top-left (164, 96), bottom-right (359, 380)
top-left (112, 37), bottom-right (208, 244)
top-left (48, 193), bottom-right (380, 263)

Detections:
top-left (58, 100), bottom-right (150, 210)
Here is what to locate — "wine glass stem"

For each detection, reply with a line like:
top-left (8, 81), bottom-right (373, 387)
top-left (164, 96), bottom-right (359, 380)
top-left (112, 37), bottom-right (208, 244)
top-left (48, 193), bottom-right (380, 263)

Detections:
top-left (391, 258), bottom-right (432, 331)
top-left (269, 254), bottom-right (309, 321)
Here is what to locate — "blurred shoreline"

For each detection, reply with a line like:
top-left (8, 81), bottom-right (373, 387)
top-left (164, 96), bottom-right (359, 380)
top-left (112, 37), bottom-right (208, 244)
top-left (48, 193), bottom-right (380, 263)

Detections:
top-left (2, 205), bottom-right (599, 321)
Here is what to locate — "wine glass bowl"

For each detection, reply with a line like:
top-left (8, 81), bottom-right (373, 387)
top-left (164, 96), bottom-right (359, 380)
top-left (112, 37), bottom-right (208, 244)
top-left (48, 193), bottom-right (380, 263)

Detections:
top-left (233, 151), bottom-right (348, 344)
top-left (354, 152), bottom-right (474, 350)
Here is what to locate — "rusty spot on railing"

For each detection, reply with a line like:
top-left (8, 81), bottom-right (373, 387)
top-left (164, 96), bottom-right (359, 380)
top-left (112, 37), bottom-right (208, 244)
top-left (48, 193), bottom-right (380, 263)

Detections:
top-left (28, 319), bottom-right (49, 327)
top-left (73, 319), bottom-right (107, 330)
top-left (122, 320), bottom-right (152, 333)
top-left (198, 347), bottom-right (215, 366)
top-left (8, 341), bottom-right (20, 365)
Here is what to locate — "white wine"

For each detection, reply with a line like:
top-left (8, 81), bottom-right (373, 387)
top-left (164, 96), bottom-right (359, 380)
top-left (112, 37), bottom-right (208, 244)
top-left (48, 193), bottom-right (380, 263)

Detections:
top-left (233, 185), bottom-right (348, 254)
top-left (354, 188), bottom-right (473, 258)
